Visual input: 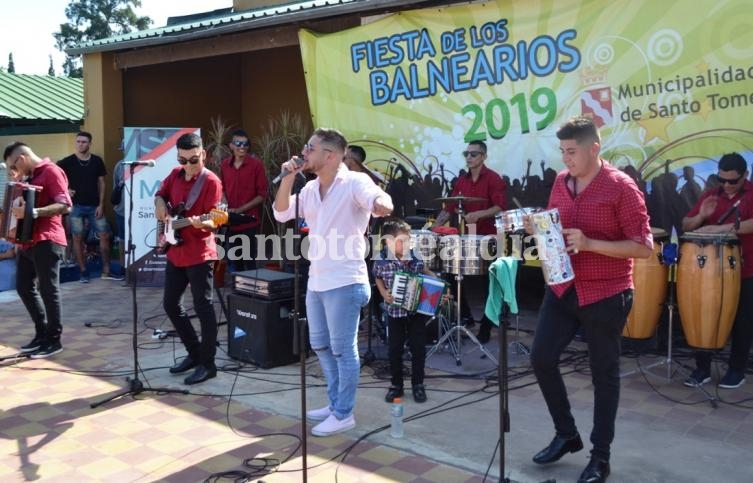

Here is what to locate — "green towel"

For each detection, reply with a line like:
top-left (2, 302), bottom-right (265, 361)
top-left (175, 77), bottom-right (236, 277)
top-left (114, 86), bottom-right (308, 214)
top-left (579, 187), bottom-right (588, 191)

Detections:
top-left (485, 257), bottom-right (519, 325)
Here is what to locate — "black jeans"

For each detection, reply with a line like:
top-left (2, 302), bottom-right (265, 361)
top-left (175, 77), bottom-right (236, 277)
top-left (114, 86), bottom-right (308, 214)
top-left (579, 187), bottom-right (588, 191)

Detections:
top-left (695, 277), bottom-right (753, 373)
top-left (531, 287), bottom-right (633, 461)
top-left (388, 313), bottom-right (427, 387)
top-left (16, 241), bottom-right (65, 343)
top-left (226, 227), bottom-right (257, 272)
top-left (163, 260), bottom-right (218, 368)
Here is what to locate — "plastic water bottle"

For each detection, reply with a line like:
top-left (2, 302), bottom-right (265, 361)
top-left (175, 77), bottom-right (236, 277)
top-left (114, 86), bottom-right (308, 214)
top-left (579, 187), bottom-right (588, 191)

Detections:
top-left (390, 397), bottom-right (404, 438)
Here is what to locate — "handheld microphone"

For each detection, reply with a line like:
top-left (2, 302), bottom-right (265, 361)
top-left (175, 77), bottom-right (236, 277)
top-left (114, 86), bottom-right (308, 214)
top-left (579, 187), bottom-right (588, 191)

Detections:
top-left (122, 160), bottom-right (156, 167)
top-left (272, 157), bottom-right (304, 184)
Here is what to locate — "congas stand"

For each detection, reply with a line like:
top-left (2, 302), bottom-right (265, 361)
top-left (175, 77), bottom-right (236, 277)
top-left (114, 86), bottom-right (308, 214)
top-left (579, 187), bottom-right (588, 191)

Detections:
top-left (621, 255), bottom-right (718, 408)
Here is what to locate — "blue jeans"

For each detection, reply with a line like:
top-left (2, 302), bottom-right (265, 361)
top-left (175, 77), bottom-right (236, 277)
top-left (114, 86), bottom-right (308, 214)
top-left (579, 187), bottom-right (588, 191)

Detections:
top-left (306, 283), bottom-right (370, 419)
top-left (69, 205), bottom-right (111, 236)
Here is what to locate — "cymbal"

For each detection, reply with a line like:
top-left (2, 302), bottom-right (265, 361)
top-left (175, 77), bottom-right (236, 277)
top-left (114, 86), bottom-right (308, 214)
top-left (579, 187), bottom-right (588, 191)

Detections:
top-left (435, 195), bottom-right (486, 203)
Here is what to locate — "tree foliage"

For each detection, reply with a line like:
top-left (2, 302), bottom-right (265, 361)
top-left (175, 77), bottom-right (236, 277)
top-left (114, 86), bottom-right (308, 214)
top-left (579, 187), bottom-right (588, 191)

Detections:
top-left (48, 55), bottom-right (56, 76)
top-left (8, 53), bottom-right (15, 74)
top-left (54, 0), bottom-right (152, 78)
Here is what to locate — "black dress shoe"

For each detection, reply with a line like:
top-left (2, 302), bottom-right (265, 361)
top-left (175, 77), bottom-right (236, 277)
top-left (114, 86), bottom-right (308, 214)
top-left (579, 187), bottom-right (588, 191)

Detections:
top-left (169, 356), bottom-right (198, 374)
top-left (532, 434), bottom-right (584, 464)
top-left (385, 386), bottom-right (404, 402)
top-left (412, 384), bottom-right (427, 403)
top-left (578, 457), bottom-right (610, 483)
top-left (184, 364), bottom-right (217, 385)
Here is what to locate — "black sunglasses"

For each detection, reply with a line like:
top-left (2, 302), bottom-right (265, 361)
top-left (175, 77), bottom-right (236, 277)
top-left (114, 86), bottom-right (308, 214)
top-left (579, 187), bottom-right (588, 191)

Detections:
top-left (463, 150), bottom-right (484, 158)
top-left (232, 140), bottom-right (250, 148)
top-left (716, 174), bottom-right (743, 185)
top-left (178, 156), bottom-right (201, 165)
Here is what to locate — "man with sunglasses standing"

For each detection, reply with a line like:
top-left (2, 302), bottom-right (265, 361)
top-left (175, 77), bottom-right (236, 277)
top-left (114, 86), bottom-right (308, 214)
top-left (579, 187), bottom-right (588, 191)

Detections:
top-left (433, 140), bottom-right (506, 343)
top-left (274, 128), bottom-right (393, 437)
top-left (219, 130), bottom-right (268, 271)
top-left (3, 142), bottom-right (71, 358)
top-left (682, 152), bottom-right (753, 390)
top-left (155, 133), bottom-right (223, 385)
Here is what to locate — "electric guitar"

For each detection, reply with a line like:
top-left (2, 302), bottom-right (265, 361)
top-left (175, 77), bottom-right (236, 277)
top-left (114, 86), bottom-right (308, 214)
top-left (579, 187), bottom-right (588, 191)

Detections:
top-left (157, 204), bottom-right (228, 253)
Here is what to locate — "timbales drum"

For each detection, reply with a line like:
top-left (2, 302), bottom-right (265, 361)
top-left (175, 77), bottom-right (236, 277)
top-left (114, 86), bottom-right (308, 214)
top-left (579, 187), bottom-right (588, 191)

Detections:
top-left (623, 228), bottom-right (669, 339)
top-left (438, 234), bottom-right (496, 275)
top-left (495, 207), bottom-right (540, 234)
top-left (410, 230), bottom-right (440, 271)
top-left (676, 232), bottom-right (740, 349)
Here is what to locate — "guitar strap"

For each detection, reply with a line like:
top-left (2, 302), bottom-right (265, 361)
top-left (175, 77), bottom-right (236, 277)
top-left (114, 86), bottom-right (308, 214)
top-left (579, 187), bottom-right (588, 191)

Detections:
top-left (184, 168), bottom-right (209, 211)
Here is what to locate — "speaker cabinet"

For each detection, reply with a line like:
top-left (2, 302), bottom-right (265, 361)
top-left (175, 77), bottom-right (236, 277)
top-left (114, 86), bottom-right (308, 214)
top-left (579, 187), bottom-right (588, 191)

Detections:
top-left (227, 293), bottom-right (301, 368)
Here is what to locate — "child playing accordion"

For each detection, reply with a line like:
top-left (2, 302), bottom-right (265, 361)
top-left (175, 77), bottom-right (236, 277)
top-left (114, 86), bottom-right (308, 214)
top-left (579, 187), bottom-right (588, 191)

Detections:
top-left (373, 217), bottom-right (444, 404)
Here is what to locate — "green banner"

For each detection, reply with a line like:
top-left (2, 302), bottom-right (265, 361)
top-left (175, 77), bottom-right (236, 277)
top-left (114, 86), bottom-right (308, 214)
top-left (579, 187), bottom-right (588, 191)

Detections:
top-left (300, 0), bottom-right (753, 188)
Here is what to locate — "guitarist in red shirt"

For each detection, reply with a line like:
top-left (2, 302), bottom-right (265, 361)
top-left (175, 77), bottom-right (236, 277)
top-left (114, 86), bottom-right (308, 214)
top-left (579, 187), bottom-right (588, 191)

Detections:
top-left (155, 133), bottom-right (224, 385)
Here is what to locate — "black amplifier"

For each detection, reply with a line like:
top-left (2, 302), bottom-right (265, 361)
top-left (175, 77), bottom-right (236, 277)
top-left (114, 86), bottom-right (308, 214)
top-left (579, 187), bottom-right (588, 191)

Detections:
top-left (233, 268), bottom-right (295, 299)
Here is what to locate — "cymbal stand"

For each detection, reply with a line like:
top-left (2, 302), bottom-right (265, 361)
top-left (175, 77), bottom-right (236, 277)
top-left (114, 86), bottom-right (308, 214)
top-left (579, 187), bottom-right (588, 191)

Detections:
top-left (620, 265), bottom-right (717, 408)
top-left (426, 199), bottom-right (497, 366)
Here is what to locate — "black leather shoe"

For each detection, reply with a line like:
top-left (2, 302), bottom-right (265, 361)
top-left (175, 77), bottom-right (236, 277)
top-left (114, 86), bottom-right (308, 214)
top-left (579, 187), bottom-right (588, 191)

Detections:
top-left (412, 384), bottom-right (427, 403)
top-left (532, 434), bottom-right (584, 464)
top-left (578, 457), bottom-right (610, 483)
top-left (476, 330), bottom-right (491, 344)
top-left (184, 364), bottom-right (217, 385)
top-left (169, 356), bottom-right (198, 374)
top-left (385, 386), bottom-right (404, 402)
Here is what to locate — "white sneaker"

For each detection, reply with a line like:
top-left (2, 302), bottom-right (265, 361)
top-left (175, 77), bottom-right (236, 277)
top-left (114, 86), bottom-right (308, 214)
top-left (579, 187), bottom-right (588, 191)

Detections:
top-left (311, 414), bottom-right (355, 437)
top-left (306, 405), bottom-right (332, 422)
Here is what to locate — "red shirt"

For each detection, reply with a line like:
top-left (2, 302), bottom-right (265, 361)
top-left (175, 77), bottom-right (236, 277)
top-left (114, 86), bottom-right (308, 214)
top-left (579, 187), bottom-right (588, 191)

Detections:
top-left (24, 159), bottom-right (71, 248)
top-left (687, 181), bottom-right (753, 279)
top-left (447, 165), bottom-right (506, 235)
top-left (155, 167), bottom-right (223, 267)
top-left (220, 154), bottom-right (268, 231)
top-left (548, 161), bottom-right (652, 306)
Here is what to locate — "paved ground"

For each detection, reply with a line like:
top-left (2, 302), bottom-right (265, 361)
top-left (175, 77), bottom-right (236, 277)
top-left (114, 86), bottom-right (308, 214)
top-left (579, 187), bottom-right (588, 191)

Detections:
top-left (1, 269), bottom-right (752, 482)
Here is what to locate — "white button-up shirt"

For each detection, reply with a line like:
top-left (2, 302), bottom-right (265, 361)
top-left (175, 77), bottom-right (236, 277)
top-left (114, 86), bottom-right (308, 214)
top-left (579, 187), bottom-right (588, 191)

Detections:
top-left (273, 165), bottom-right (389, 291)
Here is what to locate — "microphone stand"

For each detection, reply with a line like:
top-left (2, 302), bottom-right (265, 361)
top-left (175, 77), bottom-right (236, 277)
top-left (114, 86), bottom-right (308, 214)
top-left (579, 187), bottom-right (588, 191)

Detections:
top-left (291, 184), bottom-right (309, 482)
top-left (91, 163), bottom-right (187, 409)
top-left (497, 302), bottom-right (511, 483)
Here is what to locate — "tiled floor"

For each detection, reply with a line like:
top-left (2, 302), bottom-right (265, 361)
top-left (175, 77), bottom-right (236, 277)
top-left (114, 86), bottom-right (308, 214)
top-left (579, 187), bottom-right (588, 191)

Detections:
top-left (2, 276), bottom-right (753, 482)
top-left (1, 281), bottom-right (487, 482)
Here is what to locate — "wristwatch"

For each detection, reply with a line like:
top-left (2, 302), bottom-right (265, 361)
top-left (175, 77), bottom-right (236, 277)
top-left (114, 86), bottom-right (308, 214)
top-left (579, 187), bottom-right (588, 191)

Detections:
top-left (32, 208), bottom-right (39, 219)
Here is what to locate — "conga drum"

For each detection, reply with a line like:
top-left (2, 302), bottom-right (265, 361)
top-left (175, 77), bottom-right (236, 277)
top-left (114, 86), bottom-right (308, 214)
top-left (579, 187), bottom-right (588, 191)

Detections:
top-left (623, 228), bottom-right (669, 339)
top-left (676, 232), bottom-right (740, 349)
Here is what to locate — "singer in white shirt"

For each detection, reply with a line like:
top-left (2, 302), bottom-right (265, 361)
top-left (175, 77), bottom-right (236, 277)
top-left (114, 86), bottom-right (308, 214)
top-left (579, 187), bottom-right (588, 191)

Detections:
top-left (274, 128), bottom-right (392, 437)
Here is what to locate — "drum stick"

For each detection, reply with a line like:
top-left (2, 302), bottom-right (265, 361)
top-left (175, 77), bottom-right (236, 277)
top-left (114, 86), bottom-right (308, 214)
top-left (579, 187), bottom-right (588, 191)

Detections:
top-left (512, 197), bottom-right (524, 209)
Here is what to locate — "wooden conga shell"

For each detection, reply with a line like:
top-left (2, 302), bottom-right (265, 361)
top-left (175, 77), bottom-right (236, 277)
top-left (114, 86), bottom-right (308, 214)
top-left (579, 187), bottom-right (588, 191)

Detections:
top-left (676, 233), bottom-right (740, 349)
top-left (623, 228), bottom-right (669, 339)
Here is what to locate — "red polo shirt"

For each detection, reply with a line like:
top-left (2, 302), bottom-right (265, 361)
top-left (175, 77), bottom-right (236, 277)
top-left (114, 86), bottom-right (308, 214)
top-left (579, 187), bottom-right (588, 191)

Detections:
top-left (548, 161), bottom-right (652, 306)
top-left (155, 167), bottom-right (223, 267)
top-left (446, 165), bottom-right (507, 235)
top-left (24, 158), bottom-right (71, 248)
top-left (219, 154), bottom-right (267, 231)
top-left (686, 181), bottom-right (753, 279)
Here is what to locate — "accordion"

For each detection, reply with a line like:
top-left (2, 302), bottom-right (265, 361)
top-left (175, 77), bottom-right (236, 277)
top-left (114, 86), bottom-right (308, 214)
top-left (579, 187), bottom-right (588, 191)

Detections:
top-left (1, 182), bottom-right (43, 243)
top-left (390, 271), bottom-right (447, 316)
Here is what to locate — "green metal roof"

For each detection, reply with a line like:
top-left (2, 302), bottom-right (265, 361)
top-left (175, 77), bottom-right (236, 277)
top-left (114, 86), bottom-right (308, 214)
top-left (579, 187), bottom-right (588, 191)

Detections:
top-left (68, 0), bottom-right (435, 55)
top-left (0, 70), bottom-right (84, 123)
